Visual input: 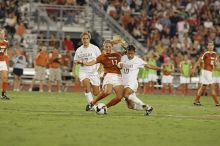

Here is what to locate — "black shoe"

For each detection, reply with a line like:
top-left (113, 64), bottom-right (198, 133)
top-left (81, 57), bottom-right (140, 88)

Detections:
top-left (216, 103), bottom-right (220, 106)
top-left (1, 95), bottom-right (10, 100)
top-left (145, 106), bottom-right (153, 116)
top-left (193, 102), bottom-right (202, 106)
top-left (85, 103), bottom-right (93, 111)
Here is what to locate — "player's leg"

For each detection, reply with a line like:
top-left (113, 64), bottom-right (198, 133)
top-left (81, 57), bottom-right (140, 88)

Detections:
top-left (86, 84), bottom-right (113, 111)
top-left (92, 84), bottom-right (113, 105)
top-left (1, 70), bottom-right (9, 99)
top-left (82, 78), bottom-right (93, 103)
top-left (210, 83), bottom-right (220, 106)
top-left (123, 85), bottom-right (153, 115)
top-left (90, 73), bottom-right (101, 96)
top-left (194, 84), bottom-right (207, 105)
top-left (168, 83), bottom-right (172, 94)
top-left (105, 85), bottom-right (124, 108)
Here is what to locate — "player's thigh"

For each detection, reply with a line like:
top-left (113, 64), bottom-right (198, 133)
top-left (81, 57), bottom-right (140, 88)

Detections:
top-left (113, 85), bottom-right (124, 99)
top-left (210, 83), bottom-right (217, 95)
top-left (103, 84), bottom-right (113, 95)
top-left (1, 70), bottom-right (8, 80)
top-left (92, 85), bottom-right (100, 96)
top-left (81, 78), bottom-right (91, 88)
top-left (123, 87), bottom-right (134, 98)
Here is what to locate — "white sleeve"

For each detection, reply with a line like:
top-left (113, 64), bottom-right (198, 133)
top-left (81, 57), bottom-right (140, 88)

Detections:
top-left (121, 55), bottom-right (126, 63)
top-left (138, 58), bottom-right (147, 68)
top-left (73, 49), bottom-right (79, 61)
top-left (95, 46), bottom-right (101, 56)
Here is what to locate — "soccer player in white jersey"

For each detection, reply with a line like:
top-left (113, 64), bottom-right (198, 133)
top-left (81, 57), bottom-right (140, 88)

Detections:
top-left (74, 32), bottom-right (101, 110)
top-left (119, 45), bottom-right (161, 115)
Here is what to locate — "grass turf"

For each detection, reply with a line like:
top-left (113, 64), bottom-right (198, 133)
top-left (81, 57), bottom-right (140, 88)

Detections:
top-left (0, 91), bottom-right (220, 146)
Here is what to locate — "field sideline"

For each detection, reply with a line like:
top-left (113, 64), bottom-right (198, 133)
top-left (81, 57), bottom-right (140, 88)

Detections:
top-left (0, 91), bottom-right (220, 146)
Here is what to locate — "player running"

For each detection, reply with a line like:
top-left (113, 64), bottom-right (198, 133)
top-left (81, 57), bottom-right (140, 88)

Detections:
top-left (0, 29), bottom-right (10, 100)
top-left (192, 41), bottom-right (220, 106)
top-left (119, 45), bottom-right (161, 115)
top-left (74, 32), bottom-right (101, 108)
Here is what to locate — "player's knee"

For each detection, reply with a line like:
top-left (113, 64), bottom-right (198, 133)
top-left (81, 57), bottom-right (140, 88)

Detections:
top-left (93, 92), bottom-right (99, 96)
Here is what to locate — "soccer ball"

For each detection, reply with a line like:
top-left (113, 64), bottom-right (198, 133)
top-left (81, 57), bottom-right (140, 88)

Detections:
top-left (95, 103), bottom-right (107, 115)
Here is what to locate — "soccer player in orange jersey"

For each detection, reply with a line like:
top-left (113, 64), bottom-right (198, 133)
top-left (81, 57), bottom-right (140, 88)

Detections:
top-left (81, 40), bottom-right (124, 110)
top-left (192, 41), bottom-right (220, 106)
top-left (0, 29), bottom-right (10, 100)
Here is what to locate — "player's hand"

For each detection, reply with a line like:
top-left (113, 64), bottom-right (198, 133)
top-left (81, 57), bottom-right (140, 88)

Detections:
top-left (117, 62), bottom-right (123, 68)
top-left (75, 60), bottom-right (83, 64)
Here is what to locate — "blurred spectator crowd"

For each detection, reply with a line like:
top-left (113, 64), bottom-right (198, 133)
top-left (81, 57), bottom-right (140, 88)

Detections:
top-left (97, 0), bottom-right (220, 71)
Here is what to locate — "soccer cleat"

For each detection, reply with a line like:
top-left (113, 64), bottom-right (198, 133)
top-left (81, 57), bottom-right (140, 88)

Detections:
top-left (216, 103), bottom-right (220, 106)
top-left (193, 102), bottom-right (202, 106)
top-left (1, 95), bottom-right (10, 100)
top-left (85, 103), bottom-right (93, 111)
top-left (145, 106), bottom-right (153, 116)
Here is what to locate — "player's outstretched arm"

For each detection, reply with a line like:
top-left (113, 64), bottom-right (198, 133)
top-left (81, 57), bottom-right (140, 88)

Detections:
top-left (82, 60), bottom-right (97, 66)
top-left (144, 64), bottom-right (161, 71)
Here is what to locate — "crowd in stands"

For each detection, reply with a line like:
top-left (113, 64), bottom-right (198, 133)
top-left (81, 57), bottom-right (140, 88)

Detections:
top-left (97, 0), bottom-right (220, 72)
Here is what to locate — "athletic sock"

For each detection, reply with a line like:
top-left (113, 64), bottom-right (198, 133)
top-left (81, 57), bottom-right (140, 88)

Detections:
top-left (2, 82), bottom-right (8, 93)
top-left (133, 103), bottom-right (144, 110)
top-left (128, 93), bottom-right (145, 106)
top-left (85, 92), bottom-right (93, 103)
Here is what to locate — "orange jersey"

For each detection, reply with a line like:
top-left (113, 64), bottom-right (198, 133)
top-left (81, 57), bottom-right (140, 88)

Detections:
top-left (35, 51), bottom-right (49, 67)
top-left (0, 40), bottom-right (8, 61)
top-left (201, 51), bottom-right (217, 71)
top-left (96, 53), bottom-right (121, 75)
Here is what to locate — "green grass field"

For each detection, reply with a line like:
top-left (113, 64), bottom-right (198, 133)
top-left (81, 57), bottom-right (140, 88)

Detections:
top-left (0, 91), bottom-right (220, 146)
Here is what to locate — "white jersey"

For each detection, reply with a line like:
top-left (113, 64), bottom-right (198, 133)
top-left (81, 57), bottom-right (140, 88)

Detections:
top-left (121, 55), bottom-right (147, 81)
top-left (74, 43), bottom-right (101, 73)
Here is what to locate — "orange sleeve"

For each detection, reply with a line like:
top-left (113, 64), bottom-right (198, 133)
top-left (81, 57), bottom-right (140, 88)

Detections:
top-left (96, 54), bottom-right (103, 64)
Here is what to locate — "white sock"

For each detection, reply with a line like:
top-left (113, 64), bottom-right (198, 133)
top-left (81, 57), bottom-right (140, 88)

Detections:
top-left (133, 103), bottom-right (144, 110)
top-left (85, 92), bottom-right (93, 103)
top-left (128, 93), bottom-right (145, 106)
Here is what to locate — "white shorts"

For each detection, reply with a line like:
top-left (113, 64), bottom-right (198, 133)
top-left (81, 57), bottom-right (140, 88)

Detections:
top-left (102, 73), bottom-right (122, 87)
top-left (79, 71), bottom-right (100, 86)
top-left (213, 77), bottom-right (220, 84)
top-left (148, 74), bottom-right (158, 82)
top-left (162, 75), bottom-right (173, 84)
top-left (180, 76), bottom-right (190, 84)
top-left (199, 69), bottom-right (213, 85)
top-left (123, 80), bottom-right (138, 92)
top-left (0, 61), bottom-right (8, 71)
top-left (138, 78), bottom-right (148, 83)
top-left (191, 77), bottom-right (199, 83)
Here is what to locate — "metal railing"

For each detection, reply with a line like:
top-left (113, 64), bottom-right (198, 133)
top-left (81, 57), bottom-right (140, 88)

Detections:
top-left (29, 2), bottom-right (86, 49)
